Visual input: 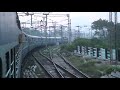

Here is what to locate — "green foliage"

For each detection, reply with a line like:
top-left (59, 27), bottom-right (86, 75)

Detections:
top-left (60, 37), bottom-right (109, 52)
top-left (60, 18), bottom-right (120, 51)
top-left (91, 38), bottom-right (108, 48)
top-left (91, 19), bottom-right (114, 39)
top-left (81, 60), bottom-right (96, 67)
top-left (60, 44), bottom-right (76, 52)
top-left (66, 56), bottom-right (103, 77)
top-left (91, 18), bottom-right (108, 30)
top-left (104, 66), bottom-right (120, 74)
top-left (91, 18), bottom-right (120, 48)
top-left (66, 55), bottom-right (120, 77)
top-left (73, 38), bottom-right (91, 46)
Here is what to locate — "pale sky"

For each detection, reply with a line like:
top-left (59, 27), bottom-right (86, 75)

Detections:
top-left (19, 12), bottom-right (119, 32)
top-left (70, 12), bottom-right (108, 27)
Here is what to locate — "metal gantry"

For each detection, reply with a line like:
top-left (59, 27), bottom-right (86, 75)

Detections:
top-left (18, 12), bottom-right (71, 43)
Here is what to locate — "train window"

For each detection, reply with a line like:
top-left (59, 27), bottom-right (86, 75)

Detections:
top-left (5, 52), bottom-right (9, 73)
top-left (0, 58), bottom-right (2, 78)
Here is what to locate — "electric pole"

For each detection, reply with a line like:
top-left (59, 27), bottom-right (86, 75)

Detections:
top-left (43, 13), bottom-right (49, 48)
top-left (53, 22), bottom-right (57, 42)
top-left (28, 13), bottom-right (34, 27)
top-left (109, 12), bottom-right (112, 22)
top-left (75, 30), bottom-right (77, 39)
top-left (114, 12), bottom-right (118, 64)
top-left (60, 25), bottom-right (63, 43)
top-left (76, 26), bottom-right (80, 38)
top-left (18, 12), bottom-right (34, 28)
top-left (40, 20), bottom-right (43, 37)
top-left (67, 14), bottom-right (71, 44)
top-left (109, 12), bottom-right (113, 63)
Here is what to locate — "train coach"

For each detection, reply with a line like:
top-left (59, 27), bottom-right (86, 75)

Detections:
top-left (0, 12), bottom-right (68, 78)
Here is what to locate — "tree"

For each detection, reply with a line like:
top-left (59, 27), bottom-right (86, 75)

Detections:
top-left (91, 18), bottom-right (120, 48)
top-left (91, 18), bottom-right (109, 39)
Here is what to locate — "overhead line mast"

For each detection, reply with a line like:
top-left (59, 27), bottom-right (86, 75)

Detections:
top-left (114, 12), bottom-right (118, 64)
top-left (109, 12), bottom-right (113, 63)
top-left (109, 12), bottom-right (118, 64)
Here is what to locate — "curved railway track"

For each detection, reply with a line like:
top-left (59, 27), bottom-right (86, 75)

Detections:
top-left (22, 46), bottom-right (90, 78)
top-left (39, 48), bottom-right (89, 78)
top-left (57, 52), bottom-right (90, 78)
top-left (32, 52), bottom-right (63, 78)
top-left (33, 51), bottom-right (81, 78)
top-left (47, 47), bottom-right (90, 78)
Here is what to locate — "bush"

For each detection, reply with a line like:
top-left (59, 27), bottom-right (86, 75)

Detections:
top-left (72, 38), bottom-right (108, 48)
top-left (60, 44), bottom-right (76, 52)
top-left (104, 66), bottom-right (120, 74)
top-left (60, 37), bottom-right (109, 53)
top-left (73, 38), bottom-right (91, 46)
top-left (81, 60), bottom-right (96, 67)
top-left (105, 67), bottom-right (115, 74)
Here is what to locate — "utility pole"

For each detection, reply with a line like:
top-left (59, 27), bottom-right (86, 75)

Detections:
top-left (76, 26), bottom-right (80, 38)
top-left (70, 19), bottom-right (72, 42)
top-left (29, 13), bottom-right (34, 27)
top-left (60, 25), bottom-right (63, 43)
top-left (67, 14), bottom-right (71, 44)
top-left (40, 20), bottom-right (43, 37)
top-left (43, 13), bottom-right (49, 48)
top-left (19, 12), bottom-right (34, 28)
top-left (109, 12), bottom-right (113, 64)
top-left (49, 26), bottom-right (50, 37)
top-left (114, 12), bottom-right (118, 64)
top-left (75, 30), bottom-right (77, 39)
top-left (53, 22), bottom-right (57, 42)
top-left (42, 17), bottom-right (45, 36)
top-left (109, 12), bottom-right (112, 22)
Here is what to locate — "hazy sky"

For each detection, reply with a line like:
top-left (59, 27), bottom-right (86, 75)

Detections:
top-left (70, 12), bottom-right (108, 27)
top-left (19, 12), bottom-right (119, 32)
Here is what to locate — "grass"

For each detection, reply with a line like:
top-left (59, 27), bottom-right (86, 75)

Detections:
top-left (40, 46), bottom-right (120, 78)
top-left (65, 55), bottom-right (120, 78)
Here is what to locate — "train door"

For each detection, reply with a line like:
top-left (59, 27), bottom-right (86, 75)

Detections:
top-left (0, 58), bottom-right (2, 78)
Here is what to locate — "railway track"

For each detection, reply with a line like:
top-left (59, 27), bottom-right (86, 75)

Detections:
top-left (22, 46), bottom-right (90, 78)
top-left (57, 52), bottom-right (90, 78)
top-left (23, 68), bottom-right (38, 78)
top-left (42, 47), bottom-right (90, 78)
top-left (21, 56), bottom-right (36, 78)
top-left (32, 52), bottom-right (63, 78)
top-left (33, 51), bottom-right (81, 78)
